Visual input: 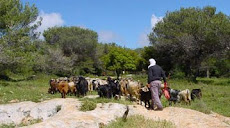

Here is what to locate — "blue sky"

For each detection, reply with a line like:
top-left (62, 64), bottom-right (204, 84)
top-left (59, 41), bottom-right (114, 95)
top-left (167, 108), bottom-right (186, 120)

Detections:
top-left (22, 0), bottom-right (230, 49)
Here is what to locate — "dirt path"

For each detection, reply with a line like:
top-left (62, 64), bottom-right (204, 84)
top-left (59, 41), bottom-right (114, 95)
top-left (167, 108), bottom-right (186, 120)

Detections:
top-left (0, 98), bottom-right (230, 128)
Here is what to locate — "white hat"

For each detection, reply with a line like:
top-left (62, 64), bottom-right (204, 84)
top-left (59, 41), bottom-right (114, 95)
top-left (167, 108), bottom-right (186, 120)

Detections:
top-left (148, 58), bottom-right (156, 68)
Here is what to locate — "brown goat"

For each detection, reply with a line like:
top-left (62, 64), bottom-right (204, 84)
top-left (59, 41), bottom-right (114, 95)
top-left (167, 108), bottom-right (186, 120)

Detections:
top-left (178, 89), bottom-right (191, 105)
top-left (68, 81), bottom-right (76, 96)
top-left (57, 81), bottom-right (69, 98)
top-left (49, 79), bottom-right (58, 94)
top-left (126, 79), bottom-right (142, 102)
top-left (119, 79), bottom-right (129, 96)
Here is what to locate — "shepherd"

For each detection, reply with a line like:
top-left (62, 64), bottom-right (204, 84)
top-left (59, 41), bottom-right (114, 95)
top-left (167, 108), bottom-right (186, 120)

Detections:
top-left (147, 58), bottom-right (168, 111)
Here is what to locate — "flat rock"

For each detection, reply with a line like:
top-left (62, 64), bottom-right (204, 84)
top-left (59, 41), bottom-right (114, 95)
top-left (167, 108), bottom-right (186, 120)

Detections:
top-left (0, 98), bottom-right (230, 128)
top-left (23, 99), bottom-right (127, 128)
top-left (0, 98), bottom-right (76, 125)
top-left (0, 98), bottom-right (127, 128)
top-left (129, 105), bottom-right (230, 128)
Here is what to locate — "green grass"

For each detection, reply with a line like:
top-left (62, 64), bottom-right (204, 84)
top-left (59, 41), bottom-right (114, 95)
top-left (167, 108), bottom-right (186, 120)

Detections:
top-left (0, 124), bottom-right (15, 128)
top-left (0, 74), bottom-right (69, 104)
top-left (80, 100), bottom-right (97, 111)
top-left (79, 96), bottom-right (133, 111)
top-left (103, 115), bottom-right (175, 128)
top-left (0, 118), bottom-right (42, 128)
top-left (87, 90), bottom-right (99, 95)
top-left (168, 78), bottom-right (230, 116)
top-left (0, 74), bottom-right (230, 117)
top-left (79, 97), bottom-right (133, 105)
top-left (133, 75), bottom-right (230, 117)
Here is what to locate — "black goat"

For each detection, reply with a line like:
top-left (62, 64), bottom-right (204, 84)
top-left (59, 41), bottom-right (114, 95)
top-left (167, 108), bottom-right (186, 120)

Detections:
top-left (191, 89), bottom-right (202, 101)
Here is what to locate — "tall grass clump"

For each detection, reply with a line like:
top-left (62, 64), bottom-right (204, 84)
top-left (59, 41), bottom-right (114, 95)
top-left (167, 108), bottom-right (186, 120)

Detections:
top-left (80, 100), bottom-right (97, 111)
top-left (191, 100), bottom-right (211, 114)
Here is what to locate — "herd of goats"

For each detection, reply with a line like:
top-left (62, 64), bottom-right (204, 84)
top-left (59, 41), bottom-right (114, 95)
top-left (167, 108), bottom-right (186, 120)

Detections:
top-left (48, 76), bottom-right (202, 108)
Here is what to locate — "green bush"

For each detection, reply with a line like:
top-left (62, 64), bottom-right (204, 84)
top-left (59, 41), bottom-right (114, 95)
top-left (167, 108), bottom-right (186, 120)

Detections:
top-left (171, 68), bottom-right (185, 79)
top-left (80, 100), bottom-right (97, 111)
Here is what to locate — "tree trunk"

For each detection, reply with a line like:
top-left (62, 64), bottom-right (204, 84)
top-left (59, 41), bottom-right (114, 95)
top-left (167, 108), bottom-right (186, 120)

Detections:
top-left (116, 70), bottom-right (121, 80)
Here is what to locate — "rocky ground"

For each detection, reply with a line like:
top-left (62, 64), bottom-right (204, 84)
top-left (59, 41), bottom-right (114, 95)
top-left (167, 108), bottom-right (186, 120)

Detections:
top-left (0, 97), bottom-right (230, 128)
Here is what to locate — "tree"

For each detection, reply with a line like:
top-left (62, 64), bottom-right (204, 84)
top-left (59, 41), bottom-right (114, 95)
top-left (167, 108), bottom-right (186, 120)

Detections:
top-left (0, 0), bottom-right (41, 79)
top-left (102, 46), bottom-right (139, 79)
top-left (0, 0), bottom-right (40, 43)
top-left (141, 46), bottom-right (173, 73)
top-left (43, 26), bottom-right (98, 75)
top-left (149, 6), bottom-right (230, 80)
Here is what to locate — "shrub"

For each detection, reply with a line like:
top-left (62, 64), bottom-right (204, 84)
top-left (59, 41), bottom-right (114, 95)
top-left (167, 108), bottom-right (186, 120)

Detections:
top-left (171, 68), bottom-right (185, 79)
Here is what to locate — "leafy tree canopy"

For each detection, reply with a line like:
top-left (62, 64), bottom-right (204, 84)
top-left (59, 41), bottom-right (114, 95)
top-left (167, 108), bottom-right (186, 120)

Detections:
top-left (0, 0), bottom-right (40, 46)
top-left (102, 46), bottom-right (140, 79)
top-left (43, 26), bottom-right (99, 75)
top-left (149, 6), bottom-right (230, 79)
top-left (0, 0), bottom-right (40, 79)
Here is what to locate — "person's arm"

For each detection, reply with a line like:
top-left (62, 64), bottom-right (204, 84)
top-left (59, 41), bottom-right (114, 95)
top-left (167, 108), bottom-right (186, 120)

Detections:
top-left (161, 69), bottom-right (169, 88)
top-left (148, 68), bottom-right (152, 84)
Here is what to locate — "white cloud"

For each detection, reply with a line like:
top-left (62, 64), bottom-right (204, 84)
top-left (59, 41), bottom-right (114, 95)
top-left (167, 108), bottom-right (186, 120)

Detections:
top-left (137, 14), bottom-right (163, 47)
top-left (98, 31), bottom-right (123, 43)
top-left (35, 11), bottom-right (64, 39)
top-left (151, 14), bottom-right (163, 28)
